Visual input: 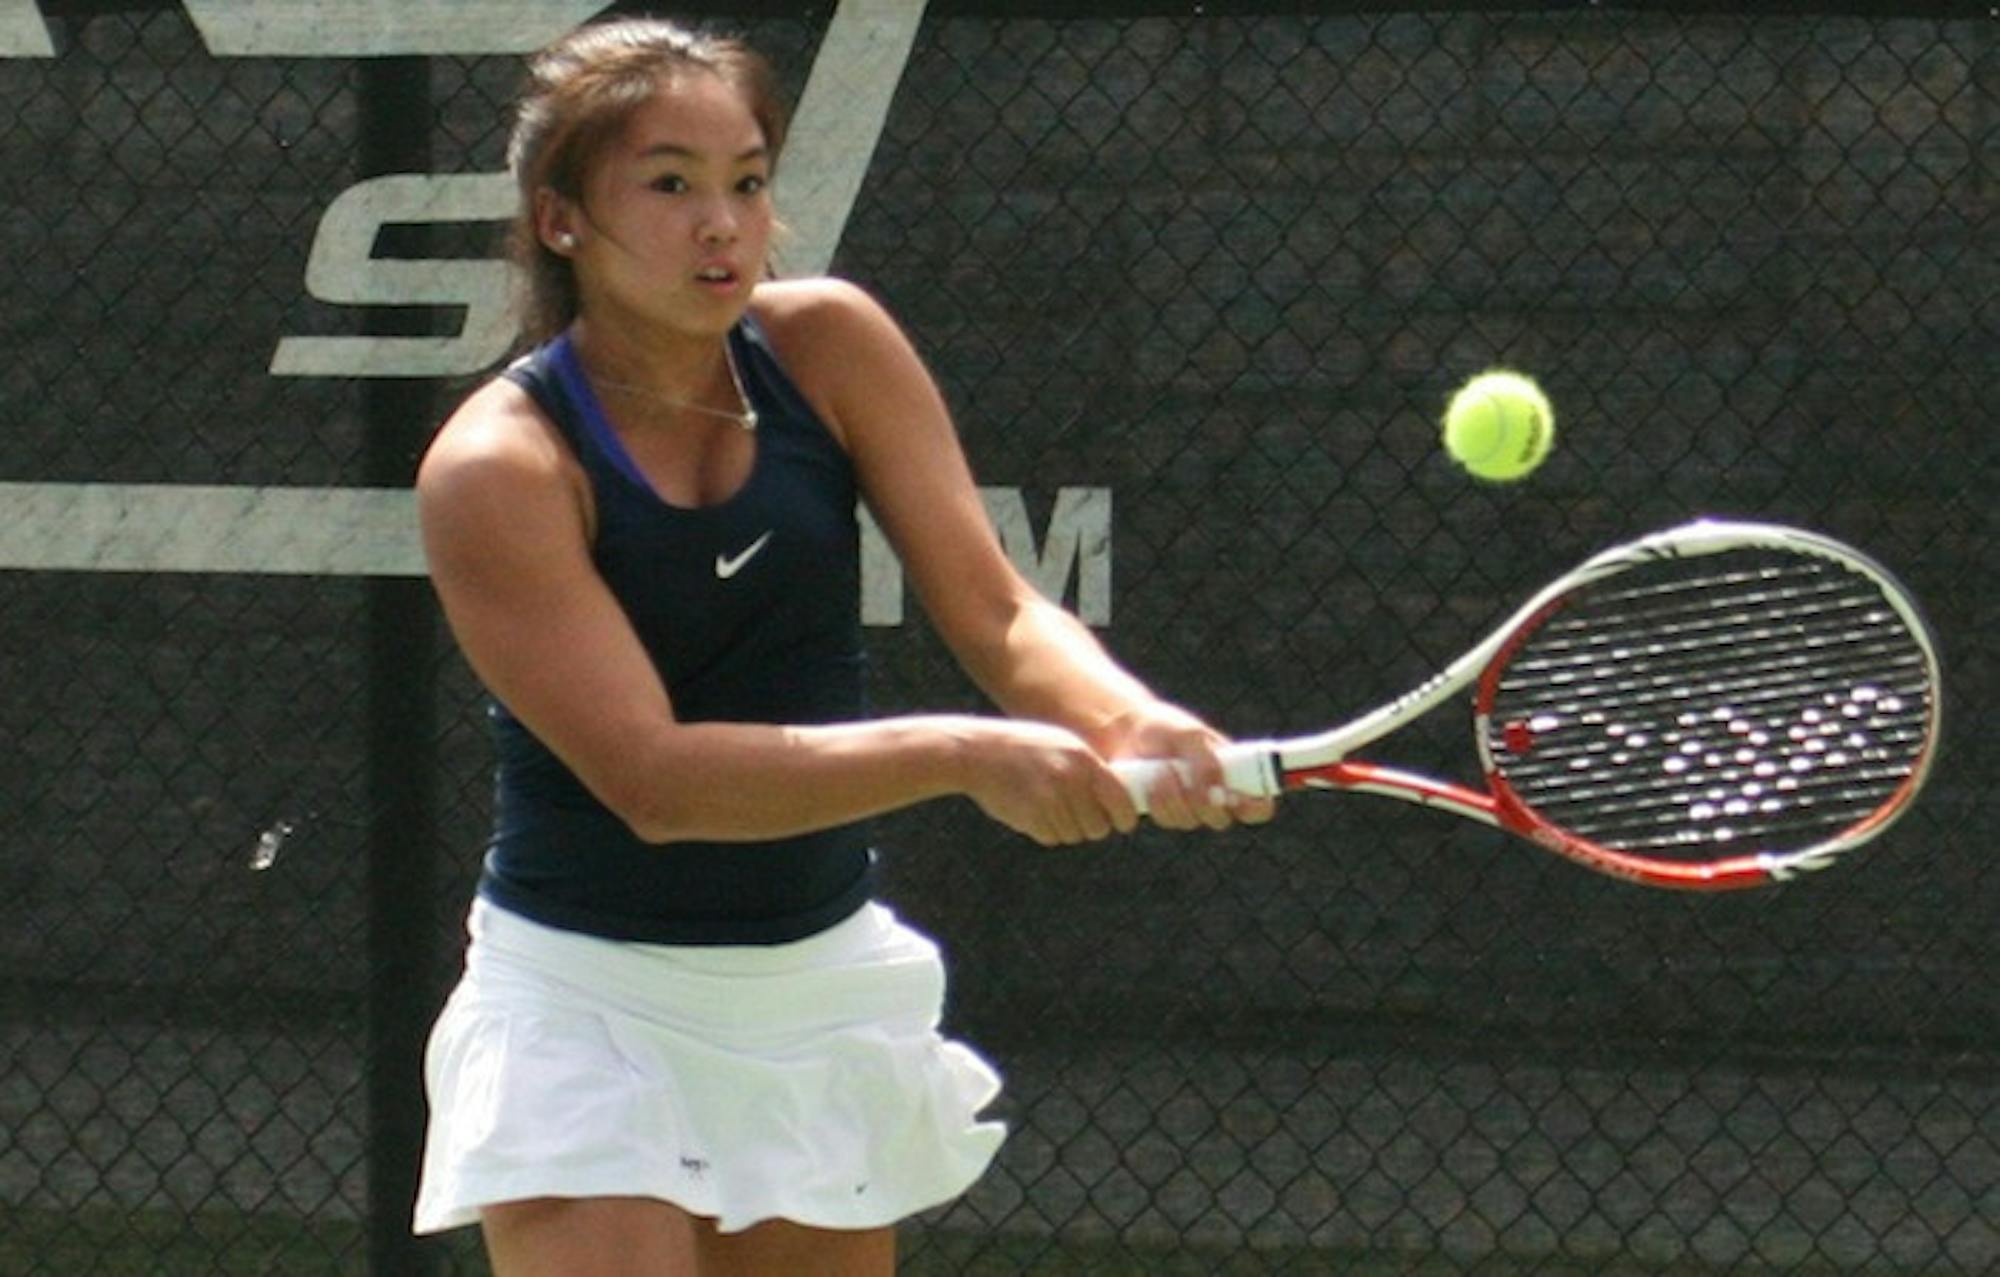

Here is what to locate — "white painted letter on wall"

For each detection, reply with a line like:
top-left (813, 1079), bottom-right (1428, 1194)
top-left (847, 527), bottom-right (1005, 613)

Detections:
top-left (270, 172), bottom-right (518, 378)
top-left (860, 487), bottom-right (1111, 627)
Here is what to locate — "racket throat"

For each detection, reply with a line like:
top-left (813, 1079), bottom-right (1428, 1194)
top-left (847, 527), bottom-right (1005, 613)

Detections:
top-left (1292, 761), bottom-right (1502, 827)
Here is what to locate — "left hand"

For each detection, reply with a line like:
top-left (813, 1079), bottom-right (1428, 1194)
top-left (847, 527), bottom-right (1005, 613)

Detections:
top-left (1102, 703), bottom-right (1278, 832)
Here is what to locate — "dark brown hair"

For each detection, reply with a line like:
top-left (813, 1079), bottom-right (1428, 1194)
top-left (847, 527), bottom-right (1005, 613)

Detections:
top-left (505, 17), bottom-right (790, 346)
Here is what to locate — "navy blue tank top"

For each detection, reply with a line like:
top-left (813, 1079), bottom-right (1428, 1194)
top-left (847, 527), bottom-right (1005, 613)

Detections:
top-left (477, 316), bottom-right (874, 944)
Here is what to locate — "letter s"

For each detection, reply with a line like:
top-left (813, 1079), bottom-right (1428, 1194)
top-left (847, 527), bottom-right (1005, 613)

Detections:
top-left (270, 172), bottom-right (517, 378)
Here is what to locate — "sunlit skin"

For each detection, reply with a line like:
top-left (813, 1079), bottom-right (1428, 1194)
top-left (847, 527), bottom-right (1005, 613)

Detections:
top-left (539, 70), bottom-right (774, 388)
top-left (428, 69), bottom-right (1273, 895)
top-left (421, 63), bottom-right (1273, 1277)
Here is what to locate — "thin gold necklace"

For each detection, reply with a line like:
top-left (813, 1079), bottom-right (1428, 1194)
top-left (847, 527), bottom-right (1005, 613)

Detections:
top-left (586, 340), bottom-right (759, 432)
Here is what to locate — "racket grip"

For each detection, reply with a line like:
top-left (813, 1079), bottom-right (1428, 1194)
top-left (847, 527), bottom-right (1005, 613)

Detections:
top-left (1112, 742), bottom-right (1281, 816)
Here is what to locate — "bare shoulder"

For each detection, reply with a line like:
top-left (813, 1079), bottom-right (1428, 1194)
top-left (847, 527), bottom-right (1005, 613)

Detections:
top-left (750, 278), bottom-right (914, 377)
top-left (749, 278), bottom-right (927, 447)
top-left (417, 374), bottom-right (586, 560)
top-left (751, 275), bottom-right (887, 336)
top-left (420, 376), bottom-right (567, 497)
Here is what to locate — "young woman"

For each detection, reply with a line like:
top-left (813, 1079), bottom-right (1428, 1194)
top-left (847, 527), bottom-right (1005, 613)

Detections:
top-left (411, 17), bottom-right (1269, 1276)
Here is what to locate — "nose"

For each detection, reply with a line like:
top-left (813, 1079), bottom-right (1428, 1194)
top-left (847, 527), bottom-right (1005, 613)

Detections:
top-left (696, 195), bottom-right (738, 245)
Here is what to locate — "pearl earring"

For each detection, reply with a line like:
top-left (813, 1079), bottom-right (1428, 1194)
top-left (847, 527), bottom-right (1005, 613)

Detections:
top-left (555, 232), bottom-right (577, 250)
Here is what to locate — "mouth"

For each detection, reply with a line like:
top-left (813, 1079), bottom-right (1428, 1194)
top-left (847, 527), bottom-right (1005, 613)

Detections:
top-left (695, 264), bottom-right (740, 288)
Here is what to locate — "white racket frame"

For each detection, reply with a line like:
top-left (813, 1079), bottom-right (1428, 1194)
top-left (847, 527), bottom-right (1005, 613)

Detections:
top-left (1116, 519), bottom-right (1942, 890)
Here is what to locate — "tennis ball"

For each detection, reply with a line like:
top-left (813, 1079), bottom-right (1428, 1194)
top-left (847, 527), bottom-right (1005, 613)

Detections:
top-left (1442, 370), bottom-right (1555, 482)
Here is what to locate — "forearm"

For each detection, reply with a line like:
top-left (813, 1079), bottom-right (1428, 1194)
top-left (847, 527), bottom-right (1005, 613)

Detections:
top-left (603, 715), bottom-right (981, 844)
top-left (961, 594), bottom-right (1166, 756)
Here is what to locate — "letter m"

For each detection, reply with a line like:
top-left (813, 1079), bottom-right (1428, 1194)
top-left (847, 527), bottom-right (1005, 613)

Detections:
top-left (859, 486), bottom-right (1113, 628)
top-left (984, 487), bottom-right (1111, 625)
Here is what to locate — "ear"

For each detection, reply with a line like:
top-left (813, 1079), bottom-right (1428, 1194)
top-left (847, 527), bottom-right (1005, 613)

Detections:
top-left (534, 187), bottom-right (580, 254)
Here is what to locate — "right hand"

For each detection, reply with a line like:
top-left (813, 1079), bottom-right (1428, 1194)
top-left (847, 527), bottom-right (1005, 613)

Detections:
top-left (954, 718), bottom-right (1139, 847)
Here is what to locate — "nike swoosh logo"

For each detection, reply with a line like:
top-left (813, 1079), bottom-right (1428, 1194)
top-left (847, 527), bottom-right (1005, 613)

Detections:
top-left (714, 531), bottom-right (773, 579)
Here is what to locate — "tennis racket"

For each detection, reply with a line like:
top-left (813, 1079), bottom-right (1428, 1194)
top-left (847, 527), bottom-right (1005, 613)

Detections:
top-left (1115, 519), bottom-right (1942, 890)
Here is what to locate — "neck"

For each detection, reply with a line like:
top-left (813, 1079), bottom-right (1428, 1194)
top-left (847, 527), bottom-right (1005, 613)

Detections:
top-left (570, 320), bottom-right (757, 432)
top-left (570, 315), bottom-right (720, 391)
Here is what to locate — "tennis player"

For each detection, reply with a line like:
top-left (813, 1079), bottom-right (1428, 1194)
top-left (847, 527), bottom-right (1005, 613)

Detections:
top-left (409, 15), bottom-right (1269, 1276)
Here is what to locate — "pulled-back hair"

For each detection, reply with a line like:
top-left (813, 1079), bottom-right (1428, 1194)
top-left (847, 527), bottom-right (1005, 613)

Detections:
top-left (505, 17), bottom-right (790, 346)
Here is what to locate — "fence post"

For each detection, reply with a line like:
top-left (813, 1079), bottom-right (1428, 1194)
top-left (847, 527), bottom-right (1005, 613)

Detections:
top-left (356, 55), bottom-right (443, 1277)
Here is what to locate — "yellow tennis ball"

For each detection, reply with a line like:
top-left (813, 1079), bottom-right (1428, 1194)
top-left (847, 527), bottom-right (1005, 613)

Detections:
top-left (1442, 370), bottom-right (1555, 482)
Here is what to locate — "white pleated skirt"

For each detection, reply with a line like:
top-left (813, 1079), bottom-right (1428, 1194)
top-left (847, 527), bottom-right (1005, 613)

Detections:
top-left (412, 896), bottom-right (1005, 1235)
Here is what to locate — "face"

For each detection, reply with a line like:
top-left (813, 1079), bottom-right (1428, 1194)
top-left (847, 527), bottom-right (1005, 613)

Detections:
top-left (543, 69), bottom-right (774, 340)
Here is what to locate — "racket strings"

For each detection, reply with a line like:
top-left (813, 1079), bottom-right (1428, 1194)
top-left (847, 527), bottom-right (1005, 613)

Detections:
top-left (1521, 572), bottom-right (1894, 673)
top-left (1485, 551), bottom-right (1934, 859)
top-left (1507, 644), bottom-right (1928, 723)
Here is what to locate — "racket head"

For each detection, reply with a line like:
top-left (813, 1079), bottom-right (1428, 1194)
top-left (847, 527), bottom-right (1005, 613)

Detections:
top-left (1472, 520), bottom-right (1941, 890)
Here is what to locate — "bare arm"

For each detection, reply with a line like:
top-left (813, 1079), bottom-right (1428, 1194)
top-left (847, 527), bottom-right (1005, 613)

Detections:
top-left (417, 377), bottom-right (1129, 846)
top-left (759, 279), bottom-right (1272, 830)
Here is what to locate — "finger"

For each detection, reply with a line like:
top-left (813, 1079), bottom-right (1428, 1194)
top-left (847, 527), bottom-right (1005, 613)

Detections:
top-left (1052, 786), bottom-right (1108, 844)
top-left (1093, 767), bottom-right (1141, 835)
top-left (1048, 793), bottom-right (1098, 847)
top-left (1144, 772), bottom-right (1199, 830)
top-left (1231, 795), bottom-right (1277, 826)
top-left (1166, 756), bottom-right (1231, 830)
top-left (1195, 784), bottom-right (1236, 831)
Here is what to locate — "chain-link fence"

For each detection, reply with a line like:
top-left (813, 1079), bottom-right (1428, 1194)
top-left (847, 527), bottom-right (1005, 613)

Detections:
top-left (3, 3), bottom-right (1992, 1273)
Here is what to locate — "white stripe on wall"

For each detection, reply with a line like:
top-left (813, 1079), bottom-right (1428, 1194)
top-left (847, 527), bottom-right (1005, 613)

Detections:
top-left (778, 0), bottom-right (930, 277)
top-left (0, 483), bottom-right (425, 577)
top-left (0, 483), bottom-right (1111, 627)
top-left (6, 0), bottom-right (931, 584)
top-left (183, 0), bottom-right (616, 57)
top-left (0, 0), bottom-right (55, 57)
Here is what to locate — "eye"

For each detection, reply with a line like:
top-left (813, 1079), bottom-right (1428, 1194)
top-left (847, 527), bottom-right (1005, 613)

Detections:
top-left (736, 174), bottom-right (768, 196)
top-left (649, 173), bottom-right (689, 194)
